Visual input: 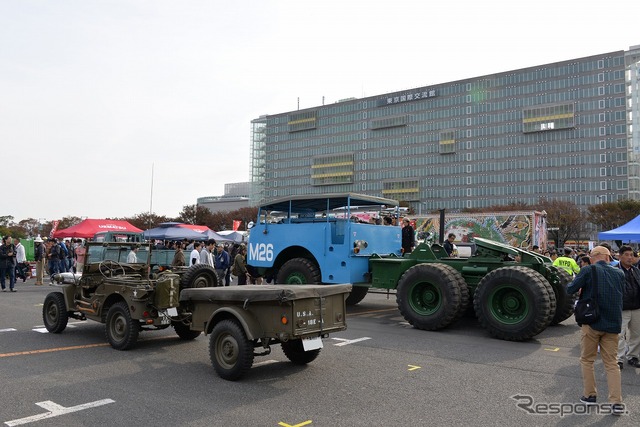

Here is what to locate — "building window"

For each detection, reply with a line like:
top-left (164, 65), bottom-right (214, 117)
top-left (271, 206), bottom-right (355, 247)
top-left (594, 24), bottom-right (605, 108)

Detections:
top-left (288, 110), bottom-right (317, 132)
top-left (522, 103), bottom-right (574, 133)
top-left (371, 115), bottom-right (408, 130)
top-left (439, 130), bottom-right (455, 154)
top-left (311, 153), bottom-right (354, 186)
top-left (382, 180), bottom-right (419, 202)
top-left (600, 167), bottom-right (607, 176)
top-left (600, 154), bottom-right (607, 163)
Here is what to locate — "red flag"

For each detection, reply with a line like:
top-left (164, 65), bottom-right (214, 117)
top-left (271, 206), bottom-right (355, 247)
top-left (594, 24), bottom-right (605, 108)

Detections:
top-left (49, 220), bottom-right (60, 239)
top-left (233, 220), bottom-right (242, 231)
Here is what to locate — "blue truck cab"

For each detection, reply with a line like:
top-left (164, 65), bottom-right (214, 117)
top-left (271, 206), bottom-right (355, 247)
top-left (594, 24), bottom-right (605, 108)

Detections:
top-left (247, 193), bottom-right (402, 302)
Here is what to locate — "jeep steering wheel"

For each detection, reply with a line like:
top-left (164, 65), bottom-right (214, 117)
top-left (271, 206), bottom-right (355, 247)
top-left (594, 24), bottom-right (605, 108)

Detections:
top-left (99, 260), bottom-right (126, 278)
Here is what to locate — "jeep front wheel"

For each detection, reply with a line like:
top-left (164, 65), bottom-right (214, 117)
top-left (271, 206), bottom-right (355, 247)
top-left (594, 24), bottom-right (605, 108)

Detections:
top-left (105, 302), bottom-right (140, 350)
top-left (209, 320), bottom-right (254, 381)
top-left (43, 292), bottom-right (69, 333)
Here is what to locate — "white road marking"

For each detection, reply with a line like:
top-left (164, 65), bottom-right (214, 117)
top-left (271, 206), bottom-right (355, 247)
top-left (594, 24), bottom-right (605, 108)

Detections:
top-left (253, 359), bottom-right (279, 366)
top-left (0, 328), bottom-right (17, 333)
top-left (331, 337), bottom-right (371, 346)
top-left (4, 399), bottom-right (115, 426)
top-left (32, 322), bottom-right (84, 333)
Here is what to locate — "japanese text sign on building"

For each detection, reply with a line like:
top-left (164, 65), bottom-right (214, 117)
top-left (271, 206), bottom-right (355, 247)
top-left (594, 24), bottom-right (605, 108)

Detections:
top-left (376, 87), bottom-right (438, 107)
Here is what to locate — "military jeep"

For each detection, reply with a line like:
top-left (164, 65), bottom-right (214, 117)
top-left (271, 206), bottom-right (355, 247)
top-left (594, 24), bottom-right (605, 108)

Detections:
top-left (42, 241), bottom-right (219, 350)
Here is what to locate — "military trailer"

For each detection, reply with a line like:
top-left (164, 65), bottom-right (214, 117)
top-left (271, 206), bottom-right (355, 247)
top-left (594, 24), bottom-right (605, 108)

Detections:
top-left (246, 193), bottom-right (576, 342)
top-left (180, 284), bottom-right (350, 380)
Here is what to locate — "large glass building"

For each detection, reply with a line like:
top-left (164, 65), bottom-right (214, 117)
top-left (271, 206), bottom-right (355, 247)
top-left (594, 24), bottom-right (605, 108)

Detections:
top-left (250, 46), bottom-right (640, 213)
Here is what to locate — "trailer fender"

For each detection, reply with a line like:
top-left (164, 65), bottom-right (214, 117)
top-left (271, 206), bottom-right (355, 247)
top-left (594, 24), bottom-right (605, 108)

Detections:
top-left (204, 306), bottom-right (264, 341)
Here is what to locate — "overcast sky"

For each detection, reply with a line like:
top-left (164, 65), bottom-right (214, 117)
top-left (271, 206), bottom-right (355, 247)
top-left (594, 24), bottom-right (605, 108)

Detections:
top-left (1, 0), bottom-right (638, 224)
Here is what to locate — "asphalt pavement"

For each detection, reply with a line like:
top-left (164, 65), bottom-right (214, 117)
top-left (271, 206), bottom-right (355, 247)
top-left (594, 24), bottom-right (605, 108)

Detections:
top-left (1, 277), bottom-right (639, 426)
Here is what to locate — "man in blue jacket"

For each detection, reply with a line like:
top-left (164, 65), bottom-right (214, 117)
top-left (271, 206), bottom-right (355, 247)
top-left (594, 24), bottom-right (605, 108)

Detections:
top-left (567, 246), bottom-right (625, 415)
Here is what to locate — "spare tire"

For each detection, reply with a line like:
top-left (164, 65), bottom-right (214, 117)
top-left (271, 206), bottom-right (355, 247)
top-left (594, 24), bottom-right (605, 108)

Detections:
top-left (180, 264), bottom-right (219, 289)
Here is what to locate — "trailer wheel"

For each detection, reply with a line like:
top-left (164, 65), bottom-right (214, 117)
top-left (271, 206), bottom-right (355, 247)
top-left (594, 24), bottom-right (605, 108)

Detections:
top-left (209, 319), bottom-right (254, 381)
top-left (43, 292), bottom-right (69, 333)
top-left (172, 321), bottom-right (201, 340)
top-left (281, 339), bottom-right (322, 365)
top-left (473, 266), bottom-right (551, 341)
top-left (105, 302), bottom-right (140, 350)
top-left (396, 263), bottom-right (466, 330)
top-left (180, 264), bottom-right (219, 289)
top-left (546, 266), bottom-right (577, 325)
top-left (276, 258), bottom-right (321, 284)
top-left (345, 286), bottom-right (368, 306)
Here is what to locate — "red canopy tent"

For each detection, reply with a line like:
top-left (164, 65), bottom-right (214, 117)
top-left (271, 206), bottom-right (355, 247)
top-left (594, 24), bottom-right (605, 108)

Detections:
top-left (53, 219), bottom-right (142, 239)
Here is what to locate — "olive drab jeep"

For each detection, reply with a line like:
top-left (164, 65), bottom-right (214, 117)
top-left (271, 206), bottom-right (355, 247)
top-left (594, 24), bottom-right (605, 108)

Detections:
top-left (42, 241), bottom-right (219, 350)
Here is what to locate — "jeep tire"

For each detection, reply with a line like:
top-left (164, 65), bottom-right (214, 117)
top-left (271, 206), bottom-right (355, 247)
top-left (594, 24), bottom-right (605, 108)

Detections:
top-left (43, 292), bottom-right (69, 333)
top-left (105, 301), bottom-right (140, 350)
top-left (180, 264), bottom-right (219, 289)
top-left (173, 321), bottom-right (201, 340)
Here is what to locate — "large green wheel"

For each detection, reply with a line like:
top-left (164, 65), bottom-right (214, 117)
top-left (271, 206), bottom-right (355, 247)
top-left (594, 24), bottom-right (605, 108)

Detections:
top-left (396, 263), bottom-right (466, 330)
top-left (474, 266), bottom-right (552, 341)
top-left (275, 258), bottom-right (321, 284)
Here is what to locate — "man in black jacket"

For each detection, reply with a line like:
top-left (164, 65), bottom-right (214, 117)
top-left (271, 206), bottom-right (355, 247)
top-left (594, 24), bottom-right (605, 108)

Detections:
top-left (401, 219), bottom-right (415, 256)
top-left (617, 245), bottom-right (640, 369)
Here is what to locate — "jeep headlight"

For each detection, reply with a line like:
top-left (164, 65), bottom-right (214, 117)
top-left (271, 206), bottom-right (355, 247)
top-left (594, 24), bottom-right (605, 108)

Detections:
top-left (353, 239), bottom-right (368, 254)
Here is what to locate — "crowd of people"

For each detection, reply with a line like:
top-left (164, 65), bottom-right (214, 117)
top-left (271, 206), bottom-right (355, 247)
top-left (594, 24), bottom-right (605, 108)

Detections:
top-left (527, 242), bottom-right (640, 415)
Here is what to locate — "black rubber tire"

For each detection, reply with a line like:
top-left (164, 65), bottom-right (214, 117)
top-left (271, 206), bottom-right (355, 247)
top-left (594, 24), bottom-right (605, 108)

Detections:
top-left (276, 258), bottom-right (321, 284)
top-left (209, 319), bottom-right (254, 381)
top-left (452, 275), bottom-right (470, 323)
top-left (173, 321), bottom-right (201, 340)
top-left (396, 263), bottom-right (466, 331)
top-left (345, 286), bottom-right (369, 306)
top-left (546, 265), bottom-right (577, 325)
top-left (281, 339), bottom-right (321, 365)
top-left (105, 301), bottom-right (140, 350)
top-left (42, 292), bottom-right (69, 333)
top-left (180, 264), bottom-right (219, 289)
top-left (473, 266), bottom-right (552, 341)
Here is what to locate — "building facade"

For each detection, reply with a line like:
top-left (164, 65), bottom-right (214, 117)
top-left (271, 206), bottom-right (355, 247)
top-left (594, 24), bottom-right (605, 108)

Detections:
top-left (197, 182), bottom-right (250, 213)
top-left (250, 46), bottom-right (640, 213)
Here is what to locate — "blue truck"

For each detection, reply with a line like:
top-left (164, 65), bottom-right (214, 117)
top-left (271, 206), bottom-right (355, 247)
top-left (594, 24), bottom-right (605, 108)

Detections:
top-left (246, 193), bottom-right (402, 304)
